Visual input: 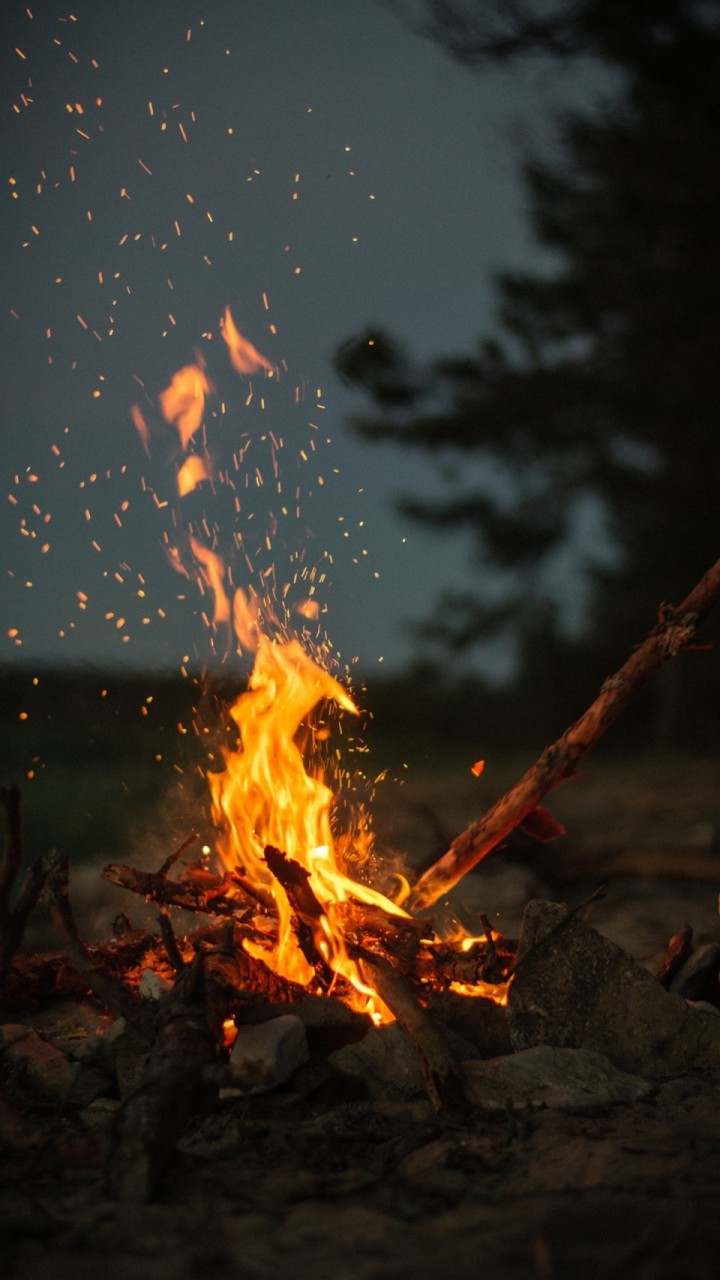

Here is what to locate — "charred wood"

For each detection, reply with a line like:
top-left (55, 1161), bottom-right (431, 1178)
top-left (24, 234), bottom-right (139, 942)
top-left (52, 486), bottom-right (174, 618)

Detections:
top-left (102, 860), bottom-right (256, 920)
top-left (263, 844), bottom-right (335, 986)
top-left (106, 949), bottom-right (219, 1202)
top-left (352, 946), bottom-right (465, 1112)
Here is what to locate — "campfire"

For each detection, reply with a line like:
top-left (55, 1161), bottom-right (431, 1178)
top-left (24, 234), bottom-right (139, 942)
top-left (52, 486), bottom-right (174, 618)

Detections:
top-left (2, 316), bottom-right (720, 1206)
top-left (126, 314), bottom-right (516, 1028)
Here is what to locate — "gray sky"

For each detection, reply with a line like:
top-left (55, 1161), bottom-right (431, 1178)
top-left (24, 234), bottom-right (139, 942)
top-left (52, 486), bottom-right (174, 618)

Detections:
top-left (1, 0), bottom-right (607, 679)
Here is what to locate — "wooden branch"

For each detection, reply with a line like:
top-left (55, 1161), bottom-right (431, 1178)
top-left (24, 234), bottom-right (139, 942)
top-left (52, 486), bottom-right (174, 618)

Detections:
top-left (106, 950), bottom-right (219, 1202)
top-left (407, 557), bottom-right (720, 912)
top-left (263, 844), bottom-right (336, 987)
top-left (44, 849), bottom-right (144, 1023)
top-left (3, 933), bottom-right (160, 1005)
top-left (0, 784), bottom-right (22, 913)
top-left (352, 947), bottom-right (464, 1111)
top-left (106, 935), bottom-right (311, 1202)
top-left (0, 787), bottom-right (53, 988)
top-left (102, 860), bottom-right (257, 920)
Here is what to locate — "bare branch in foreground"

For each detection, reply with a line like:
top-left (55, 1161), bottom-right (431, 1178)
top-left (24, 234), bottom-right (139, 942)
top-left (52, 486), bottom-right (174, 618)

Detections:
top-left (407, 557), bottom-right (720, 913)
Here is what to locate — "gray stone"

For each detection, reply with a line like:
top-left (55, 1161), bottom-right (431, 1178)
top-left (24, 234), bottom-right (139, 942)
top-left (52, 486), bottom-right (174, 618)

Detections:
top-left (138, 968), bottom-right (173, 999)
top-left (222, 1014), bottom-right (309, 1095)
top-left (293, 994), bottom-right (358, 1028)
top-left (462, 1046), bottom-right (654, 1114)
top-left (425, 990), bottom-right (512, 1059)
top-left (292, 994), bottom-right (371, 1052)
top-left (1, 1023), bottom-right (108, 1105)
top-left (328, 1023), bottom-right (426, 1099)
top-left (669, 942), bottom-right (720, 1002)
top-left (507, 899), bottom-right (720, 1076)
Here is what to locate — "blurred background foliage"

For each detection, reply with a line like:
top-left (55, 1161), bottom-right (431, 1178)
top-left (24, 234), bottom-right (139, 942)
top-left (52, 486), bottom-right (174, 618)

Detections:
top-left (336, 0), bottom-right (720, 745)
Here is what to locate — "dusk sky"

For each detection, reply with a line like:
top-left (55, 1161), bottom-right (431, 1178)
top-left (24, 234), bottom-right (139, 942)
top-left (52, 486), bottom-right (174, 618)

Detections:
top-left (1, 1), bottom-right (610, 680)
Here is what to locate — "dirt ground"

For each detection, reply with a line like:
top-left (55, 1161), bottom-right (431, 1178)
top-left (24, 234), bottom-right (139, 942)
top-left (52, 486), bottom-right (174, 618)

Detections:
top-left (2, 1059), bottom-right (720, 1280)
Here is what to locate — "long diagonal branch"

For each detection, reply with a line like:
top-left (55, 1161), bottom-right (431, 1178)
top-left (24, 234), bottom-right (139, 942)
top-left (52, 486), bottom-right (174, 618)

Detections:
top-left (407, 556), bottom-right (720, 913)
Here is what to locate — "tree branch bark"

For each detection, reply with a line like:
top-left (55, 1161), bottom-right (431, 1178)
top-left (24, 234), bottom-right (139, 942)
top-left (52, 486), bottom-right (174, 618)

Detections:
top-left (407, 557), bottom-right (720, 913)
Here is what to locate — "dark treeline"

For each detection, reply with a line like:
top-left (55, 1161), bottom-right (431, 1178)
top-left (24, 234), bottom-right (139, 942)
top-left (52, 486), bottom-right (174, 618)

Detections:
top-left (336, 0), bottom-right (720, 744)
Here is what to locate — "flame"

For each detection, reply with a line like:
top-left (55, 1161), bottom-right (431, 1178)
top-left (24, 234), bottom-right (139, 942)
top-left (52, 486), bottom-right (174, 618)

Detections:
top-left (158, 363), bottom-right (210, 449)
top-left (189, 536), bottom-right (230, 624)
top-left (130, 403), bottom-right (151, 451)
top-left (221, 306), bottom-right (274, 375)
top-left (208, 626), bottom-right (405, 1017)
top-left (293, 598), bottom-right (320, 621)
top-left (177, 454), bottom-right (211, 497)
top-left (131, 313), bottom-right (509, 1023)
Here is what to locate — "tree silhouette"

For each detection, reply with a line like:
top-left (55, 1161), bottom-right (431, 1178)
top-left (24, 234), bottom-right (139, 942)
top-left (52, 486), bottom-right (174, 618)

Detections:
top-left (336, 0), bottom-right (720, 706)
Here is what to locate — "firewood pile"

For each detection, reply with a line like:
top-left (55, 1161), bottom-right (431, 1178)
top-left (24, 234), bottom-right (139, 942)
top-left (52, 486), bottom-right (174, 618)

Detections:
top-left (2, 560), bottom-right (720, 1277)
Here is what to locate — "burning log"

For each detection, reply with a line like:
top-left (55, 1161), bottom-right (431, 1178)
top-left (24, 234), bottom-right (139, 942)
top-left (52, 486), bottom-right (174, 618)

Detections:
top-left (263, 842), bottom-right (335, 985)
top-left (263, 844), bottom-right (484, 1107)
top-left (408, 556), bottom-right (720, 912)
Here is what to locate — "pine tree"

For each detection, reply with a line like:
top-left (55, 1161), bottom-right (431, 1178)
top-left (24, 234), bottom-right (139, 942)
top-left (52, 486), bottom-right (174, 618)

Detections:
top-left (335, 0), bottom-right (720, 732)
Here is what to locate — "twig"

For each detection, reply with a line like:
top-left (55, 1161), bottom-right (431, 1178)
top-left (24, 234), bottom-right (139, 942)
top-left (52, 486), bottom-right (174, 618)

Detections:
top-left (106, 950), bottom-right (219, 1202)
top-left (102, 861), bottom-right (256, 919)
top-left (408, 557), bottom-right (720, 911)
top-left (157, 832), bottom-right (199, 878)
top-left (479, 913), bottom-right (496, 962)
top-left (505, 884), bottom-right (608, 979)
top-left (0, 786), bottom-right (53, 988)
top-left (44, 849), bottom-right (142, 1022)
top-left (157, 905), bottom-right (186, 974)
top-left (352, 946), bottom-right (464, 1111)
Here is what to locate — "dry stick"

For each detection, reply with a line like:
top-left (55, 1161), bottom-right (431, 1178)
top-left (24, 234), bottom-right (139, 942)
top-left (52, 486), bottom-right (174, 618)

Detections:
top-left (157, 831), bottom-right (199, 878)
top-left (44, 849), bottom-right (143, 1023)
top-left (102, 861), bottom-right (256, 920)
top-left (352, 947), bottom-right (464, 1112)
top-left (408, 556), bottom-right (720, 913)
top-left (107, 950), bottom-right (219, 1203)
top-left (0, 786), bottom-right (53, 988)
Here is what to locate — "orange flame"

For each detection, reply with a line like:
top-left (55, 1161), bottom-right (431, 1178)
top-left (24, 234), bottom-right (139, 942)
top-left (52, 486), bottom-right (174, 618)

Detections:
top-left (221, 306), bottom-right (274, 375)
top-left (130, 403), bottom-right (151, 451)
top-left (208, 627), bottom-right (405, 1016)
top-left (132, 311), bottom-right (507, 1021)
top-left (189, 536), bottom-right (230, 624)
top-left (177, 454), bottom-right (211, 497)
top-left (158, 363), bottom-right (210, 449)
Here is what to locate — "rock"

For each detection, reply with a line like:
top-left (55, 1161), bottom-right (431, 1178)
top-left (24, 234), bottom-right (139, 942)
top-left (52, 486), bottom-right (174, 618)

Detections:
top-left (1, 1023), bottom-right (108, 1105)
top-left (462, 1046), bottom-right (654, 1114)
top-left (29, 999), bottom-right (116, 1056)
top-left (328, 1023), bottom-right (426, 1100)
top-left (292, 994), bottom-right (372, 1052)
top-left (139, 968), bottom-right (173, 999)
top-left (222, 1014), bottom-right (309, 1095)
top-left (670, 942), bottom-right (720, 1003)
top-left (507, 900), bottom-right (720, 1076)
top-left (425, 990), bottom-right (512, 1059)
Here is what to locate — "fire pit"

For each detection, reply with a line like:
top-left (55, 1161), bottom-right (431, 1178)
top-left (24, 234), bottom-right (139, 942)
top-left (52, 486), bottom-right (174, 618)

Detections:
top-left (3, 319), bottom-right (720, 1274)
